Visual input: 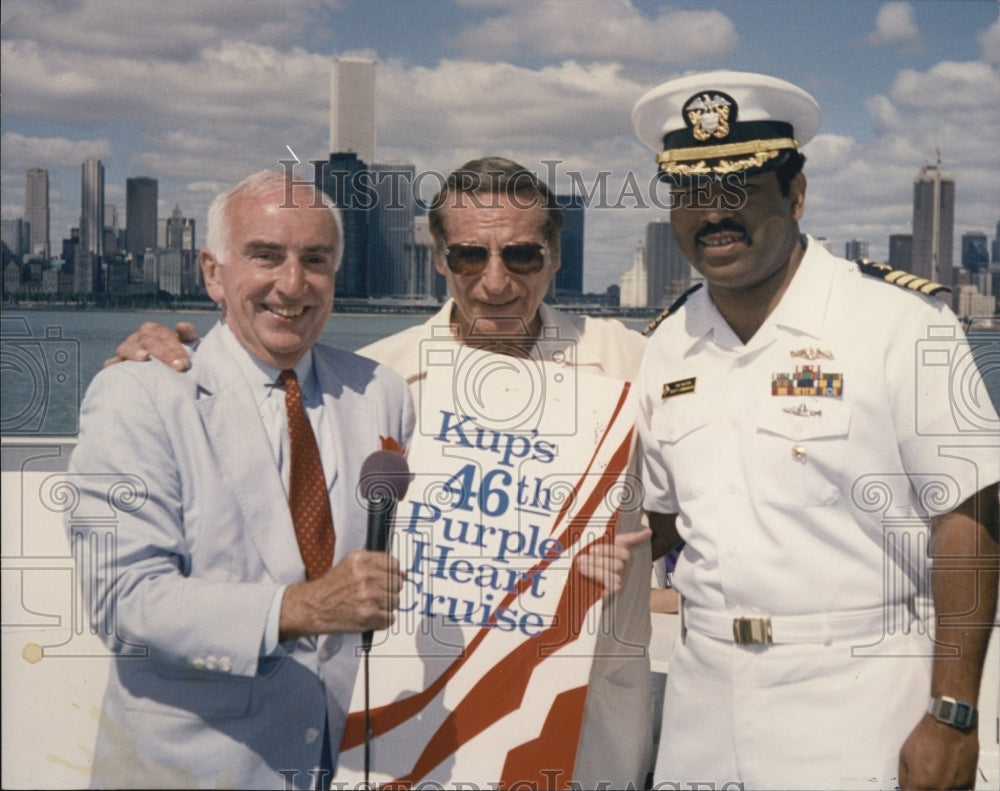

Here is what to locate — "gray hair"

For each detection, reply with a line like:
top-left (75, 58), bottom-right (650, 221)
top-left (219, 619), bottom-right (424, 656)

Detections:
top-left (205, 169), bottom-right (344, 270)
top-left (427, 157), bottom-right (563, 263)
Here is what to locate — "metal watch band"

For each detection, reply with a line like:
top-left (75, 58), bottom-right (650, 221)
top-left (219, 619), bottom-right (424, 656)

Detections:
top-left (927, 696), bottom-right (978, 731)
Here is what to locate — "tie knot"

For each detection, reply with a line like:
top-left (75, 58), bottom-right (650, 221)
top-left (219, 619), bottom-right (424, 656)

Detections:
top-left (279, 369), bottom-right (298, 386)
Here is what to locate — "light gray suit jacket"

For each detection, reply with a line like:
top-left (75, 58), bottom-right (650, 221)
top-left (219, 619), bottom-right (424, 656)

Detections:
top-left (68, 323), bottom-right (414, 789)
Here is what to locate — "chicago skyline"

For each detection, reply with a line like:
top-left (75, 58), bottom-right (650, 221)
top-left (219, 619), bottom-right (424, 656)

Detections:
top-left (2, 1), bottom-right (997, 295)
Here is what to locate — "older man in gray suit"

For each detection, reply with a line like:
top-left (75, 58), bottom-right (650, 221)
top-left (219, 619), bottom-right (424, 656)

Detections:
top-left (69, 170), bottom-right (414, 789)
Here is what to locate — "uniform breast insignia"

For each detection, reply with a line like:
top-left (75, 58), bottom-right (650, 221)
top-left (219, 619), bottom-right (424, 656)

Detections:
top-left (662, 377), bottom-right (696, 399)
top-left (771, 365), bottom-right (843, 396)
top-left (642, 283), bottom-right (704, 336)
top-left (783, 403), bottom-right (822, 417)
top-left (856, 259), bottom-right (950, 297)
top-left (790, 347), bottom-right (833, 361)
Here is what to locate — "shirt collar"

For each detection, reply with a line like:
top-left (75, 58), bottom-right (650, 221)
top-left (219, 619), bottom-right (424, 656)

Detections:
top-left (439, 298), bottom-right (585, 364)
top-left (680, 234), bottom-right (832, 354)
top-left (218, 321), bottom-right (317, 409)
top-left (765, 235), bottom-right (833, 341)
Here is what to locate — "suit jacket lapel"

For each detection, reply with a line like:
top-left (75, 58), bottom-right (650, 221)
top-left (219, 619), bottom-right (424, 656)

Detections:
top-left (193, 326), bottom-right (305, 583)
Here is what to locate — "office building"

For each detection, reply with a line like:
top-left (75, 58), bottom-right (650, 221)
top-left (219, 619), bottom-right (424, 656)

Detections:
top-left (407, 215), bottom-right (443, 299)
top-left (126, 177), bottom-right (159, 256)
top-left (845, 239), bottom-right (869, 262)
top-left (77, 157), bottom-right (105, 293)
top-left (1, 218), bottom-right (30, 258)
top-left (889, 234), bottom-right (913, 271)
top-left (164, 205), bottom-right (198, 295)
top-left (330, 57), bottom-right (376, 165)
top-left (645, 219), bottom-right (689, 309)
top-left (619, 243), bottom-right (648, 308)
top-left (26, 168), bottom-right (50, 259)
top-left (552, 194), bottom-right (584, 301)
top-left (368, 163), bottom-right (416, 297)
top-left (318, 152), bottom-right (370, 298)
top-left (911, 162), bottom-right (954, 285)
top-left (961, 231), bottom-right (989, 275)
top-left (104, 204), bottom-right (121, 257)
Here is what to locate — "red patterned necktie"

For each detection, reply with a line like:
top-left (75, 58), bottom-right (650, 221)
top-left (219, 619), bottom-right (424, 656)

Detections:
top-left (279, 369), bottom-right (335, 580)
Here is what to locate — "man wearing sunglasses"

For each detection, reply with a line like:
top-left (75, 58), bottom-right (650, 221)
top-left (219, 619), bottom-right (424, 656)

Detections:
top-left (107, 157), bottom-right (655, 787)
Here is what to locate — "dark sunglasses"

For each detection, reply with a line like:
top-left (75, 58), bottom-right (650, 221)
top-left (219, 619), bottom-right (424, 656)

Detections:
top-left (444, 242), bottom-right (547, 275)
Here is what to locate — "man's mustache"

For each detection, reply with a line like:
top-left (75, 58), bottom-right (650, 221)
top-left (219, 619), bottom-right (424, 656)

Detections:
top-left (696, 219), bottom-right (750, 244)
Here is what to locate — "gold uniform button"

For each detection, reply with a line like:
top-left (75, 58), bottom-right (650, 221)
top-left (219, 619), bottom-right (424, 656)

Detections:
top-left (792, 444), bottom-right (807, 460)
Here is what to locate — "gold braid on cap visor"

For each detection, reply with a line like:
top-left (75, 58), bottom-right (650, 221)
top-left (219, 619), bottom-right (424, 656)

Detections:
top-left (656, 137), bottom-right (799, 177)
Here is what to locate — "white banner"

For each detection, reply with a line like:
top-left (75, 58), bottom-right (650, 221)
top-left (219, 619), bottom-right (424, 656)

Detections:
top-left (337, 355), bottom-right (638, 788)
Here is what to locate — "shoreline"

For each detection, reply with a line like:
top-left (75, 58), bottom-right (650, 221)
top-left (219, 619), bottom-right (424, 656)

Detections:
top-left (1, 301), bottom-right (666, 320)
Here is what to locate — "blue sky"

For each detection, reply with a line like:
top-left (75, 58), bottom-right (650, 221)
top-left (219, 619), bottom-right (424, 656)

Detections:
top-left (2, 0), bottom-right (998, 291)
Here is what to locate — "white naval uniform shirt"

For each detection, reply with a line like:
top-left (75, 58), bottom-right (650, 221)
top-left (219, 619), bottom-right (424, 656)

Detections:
top-left (637, 236), bottom-right (1000, 788)
top-left (638, 236), bottom-right (1000, 619)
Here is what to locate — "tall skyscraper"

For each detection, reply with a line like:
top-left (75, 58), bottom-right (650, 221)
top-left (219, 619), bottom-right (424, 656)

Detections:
top-left (77, 157), bottom-right (105, 293)
top-left (318, 152), bottom-right (370, 298)
top-left (889, 234), bottom-right (913, 270)
top-left (619, 243), bottom-right (648, 308)
top-left (552, 194), bottom-right (584, 300)
top-left (645, 219), bottom-right (689, 308)
top-left (1, 218), bottom-right (30, 257)
top-left (25, 168), bottom-right (50, 259)
top-left (367, 163), bottom-right (416, 297)
top-left (126, 177), bottom-right (159, 256)
top-left (164, 205), bottom-right (199, 295)
top-left (845, 238), bottom-right (869, 261)
top-left (911, 162), bottom-right (954, 285)
top-left (961, 231), bottom-right (989, 275)
top-left (330, 57), bottom-right (376, 164)
top-left (407, 215), bottom-right (441, 299)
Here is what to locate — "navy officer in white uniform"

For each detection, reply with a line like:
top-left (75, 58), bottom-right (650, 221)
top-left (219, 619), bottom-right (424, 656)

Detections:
top-left (632, 70), bottom-right (999, 790)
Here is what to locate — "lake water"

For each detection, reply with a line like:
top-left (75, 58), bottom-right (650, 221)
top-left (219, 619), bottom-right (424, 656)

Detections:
top-left (1, 308), bottom-right (997, 437)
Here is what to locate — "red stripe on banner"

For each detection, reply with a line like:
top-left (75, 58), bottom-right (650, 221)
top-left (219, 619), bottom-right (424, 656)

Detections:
top-left (340, 430), bottom-right (633, 759)
top-left (391, 563), bottom-right (598, 784)
top-left (499, 685), bottom-right (589, 789)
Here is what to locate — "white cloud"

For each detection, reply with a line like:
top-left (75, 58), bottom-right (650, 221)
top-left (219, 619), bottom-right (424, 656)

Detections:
top-left (981, 16), bottom-right (1000, 64)
top-left (377, 58), bottom-right (647, 161)
top-left (0, 0), bottom-right (325, 59)
top-left (1, 133), bottom-right (112, 167)
top-left (454, 0), bottom-right (738, 64)
top-left (803, 57), bottom-right (1000, 263)
top-left (865, 2), bottom-right (921, 49)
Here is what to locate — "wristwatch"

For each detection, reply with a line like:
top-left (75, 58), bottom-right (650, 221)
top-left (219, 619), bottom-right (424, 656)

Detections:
top-left (927, 696), bottom-right (978, 731)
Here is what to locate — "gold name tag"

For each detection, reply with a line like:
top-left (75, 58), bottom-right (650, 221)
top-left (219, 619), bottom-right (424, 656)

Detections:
top-left (662, 377), bottom-right (696, 399)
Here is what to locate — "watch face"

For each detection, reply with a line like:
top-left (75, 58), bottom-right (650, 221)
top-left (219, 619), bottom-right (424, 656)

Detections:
top-left (931, 697), bottom-right (977, 731)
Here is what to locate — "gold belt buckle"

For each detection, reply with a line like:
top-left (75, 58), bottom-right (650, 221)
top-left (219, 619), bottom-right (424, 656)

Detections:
top-left (733, 617), bottom-right (773, 645)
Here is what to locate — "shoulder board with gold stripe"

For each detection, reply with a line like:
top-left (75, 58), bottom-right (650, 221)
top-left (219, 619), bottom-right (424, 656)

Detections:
top-left (855, 259), bottom-right (950, 297)
top-left (642, 283), bottom-right (704, 336)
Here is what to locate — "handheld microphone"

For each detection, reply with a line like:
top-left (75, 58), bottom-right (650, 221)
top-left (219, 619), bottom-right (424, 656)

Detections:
top-left (359, 450), bottom-right (411, 652)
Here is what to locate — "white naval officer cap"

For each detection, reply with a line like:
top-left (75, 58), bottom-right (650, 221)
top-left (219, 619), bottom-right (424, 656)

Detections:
top-left (632, 70), bottom-right (821, 184)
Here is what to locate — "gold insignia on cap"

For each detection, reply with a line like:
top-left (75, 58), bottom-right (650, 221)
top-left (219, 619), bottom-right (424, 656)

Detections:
top-left (684, 92), bottom-right (733, 141)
